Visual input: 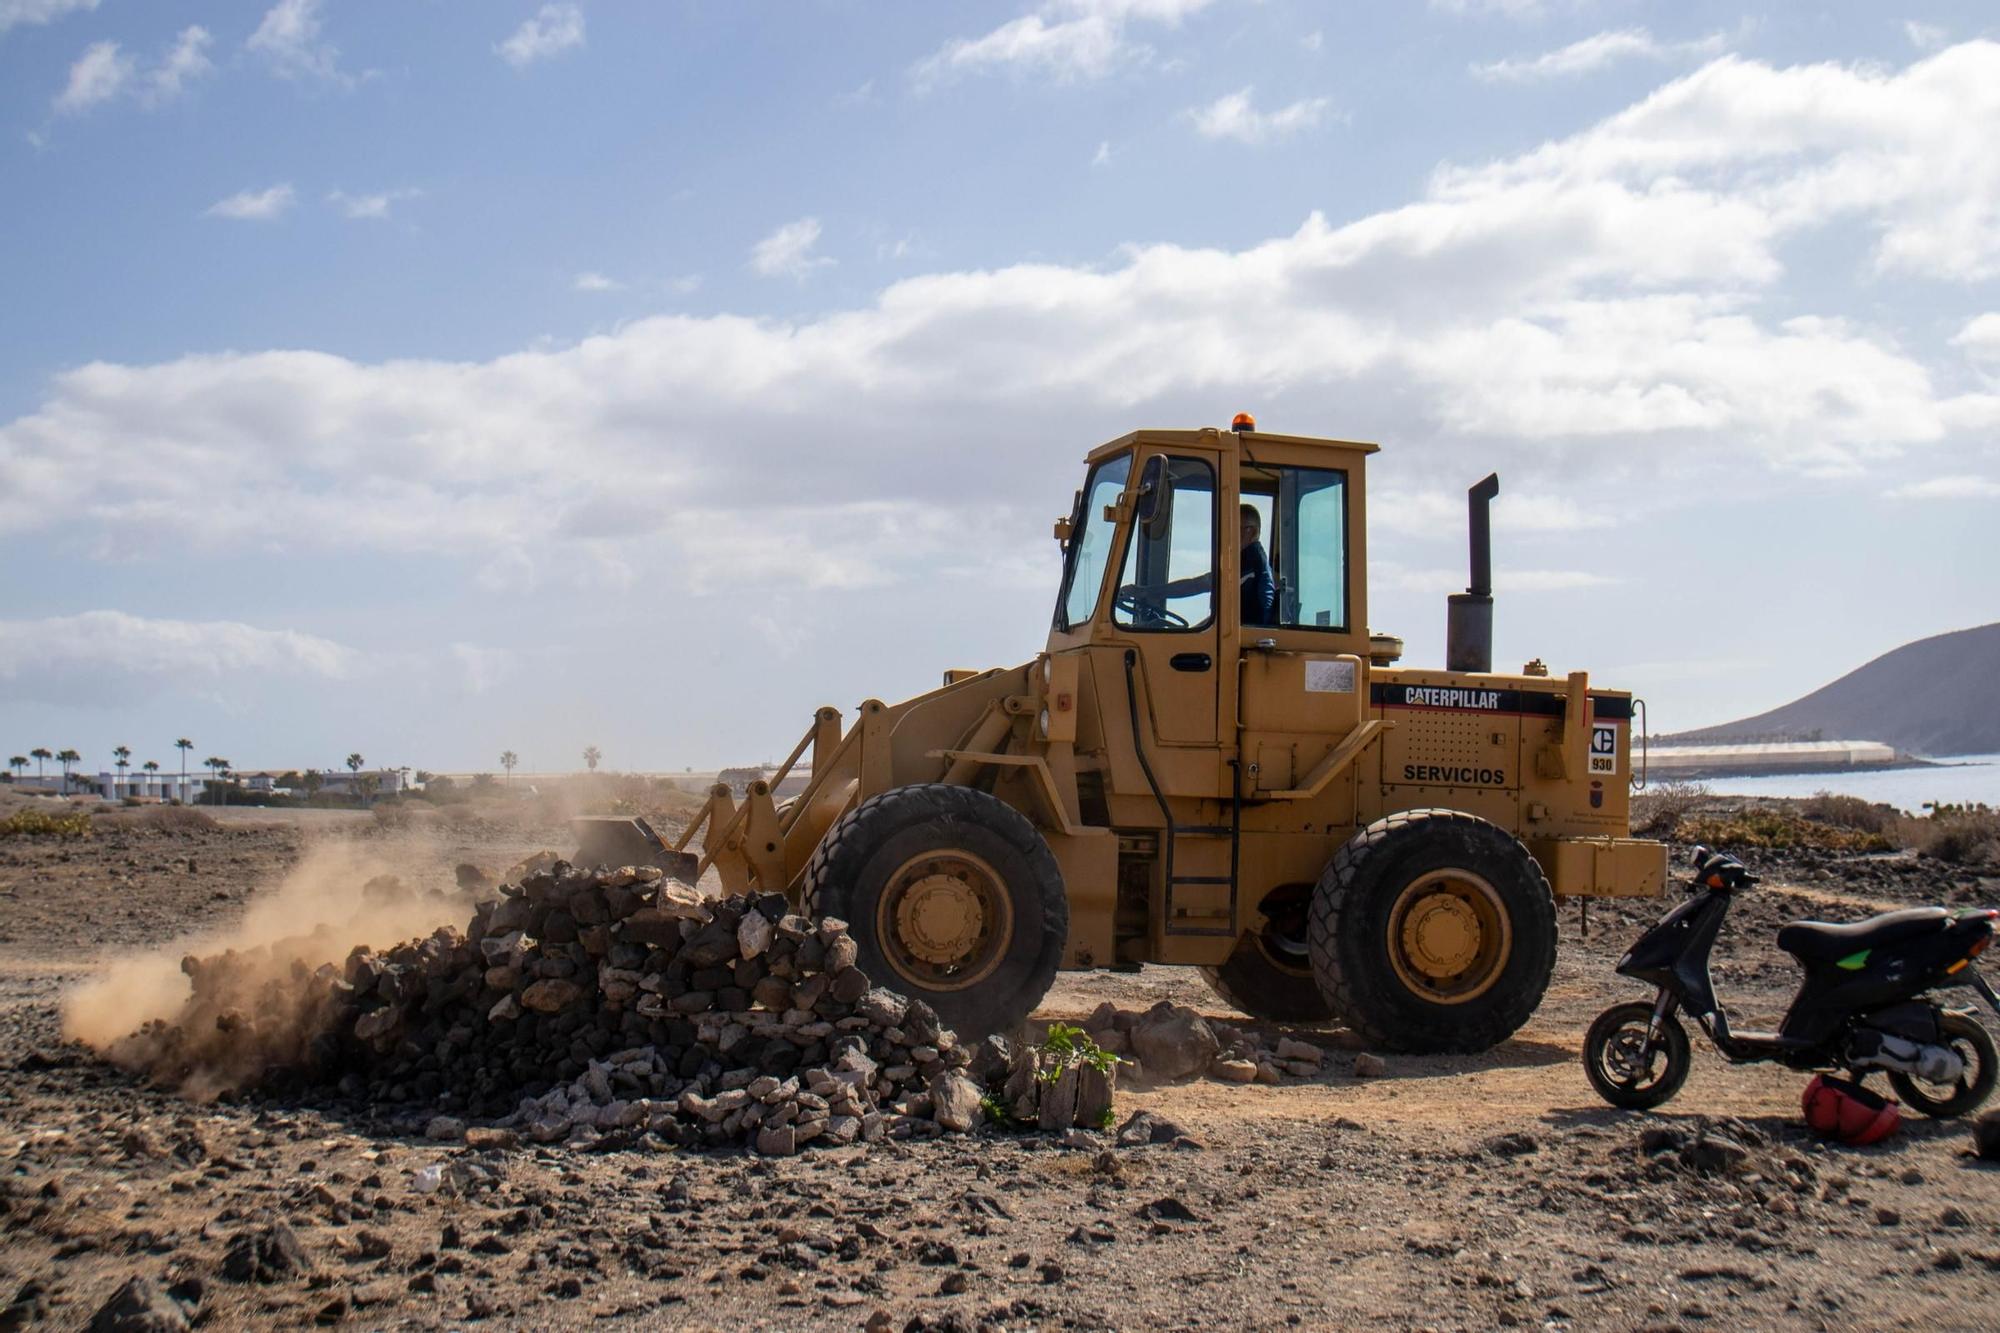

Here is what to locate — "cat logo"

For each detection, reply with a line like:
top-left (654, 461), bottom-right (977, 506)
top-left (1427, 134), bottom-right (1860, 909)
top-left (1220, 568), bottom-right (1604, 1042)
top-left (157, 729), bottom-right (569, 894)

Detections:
top-left (1589, 723), bottom-right (1619, 775)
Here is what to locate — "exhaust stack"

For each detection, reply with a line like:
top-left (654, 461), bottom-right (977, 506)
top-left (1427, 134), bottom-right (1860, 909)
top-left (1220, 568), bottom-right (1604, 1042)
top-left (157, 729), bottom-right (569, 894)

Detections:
top-left (1446, 473), bottom-right (1499, 674)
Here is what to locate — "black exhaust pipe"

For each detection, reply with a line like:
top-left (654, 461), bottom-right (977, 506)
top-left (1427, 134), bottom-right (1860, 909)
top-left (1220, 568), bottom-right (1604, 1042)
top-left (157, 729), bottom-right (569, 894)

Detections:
top-left (1446, 473), bottom-right (1499, 674)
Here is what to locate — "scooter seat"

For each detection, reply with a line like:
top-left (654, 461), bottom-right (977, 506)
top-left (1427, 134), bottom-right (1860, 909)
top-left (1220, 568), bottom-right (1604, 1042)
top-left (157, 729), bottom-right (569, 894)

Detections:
top-left (1776, 907), bottom-right (1951, 963)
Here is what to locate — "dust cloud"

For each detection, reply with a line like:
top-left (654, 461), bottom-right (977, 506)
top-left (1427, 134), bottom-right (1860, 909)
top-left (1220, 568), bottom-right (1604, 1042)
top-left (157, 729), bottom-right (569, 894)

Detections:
top-left (62, 834), bottom-right (488, 1100)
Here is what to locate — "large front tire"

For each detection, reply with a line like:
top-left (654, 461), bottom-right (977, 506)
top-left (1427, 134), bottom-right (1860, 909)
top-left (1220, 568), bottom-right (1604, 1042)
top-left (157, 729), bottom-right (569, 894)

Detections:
top-left (803, 784), bottom-right (1067, 1040)
top-left (1308, 809), bottom-right (1557, 1054)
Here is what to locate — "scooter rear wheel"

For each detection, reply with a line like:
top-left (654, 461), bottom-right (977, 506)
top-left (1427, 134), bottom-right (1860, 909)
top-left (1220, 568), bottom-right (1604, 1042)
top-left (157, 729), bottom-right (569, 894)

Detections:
top-left (1584, 1001), bottom-right (1691, 1110)
top-left (1888, 1011), bottom-right (1998, 1118)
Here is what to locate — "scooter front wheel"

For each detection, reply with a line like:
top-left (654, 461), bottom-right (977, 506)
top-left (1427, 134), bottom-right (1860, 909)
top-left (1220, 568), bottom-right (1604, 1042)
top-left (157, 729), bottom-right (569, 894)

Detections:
top-left (1584, 1001), bottom-right (1691, 1110)
top-left (1888, 1011), bottom-right (1998, 1118)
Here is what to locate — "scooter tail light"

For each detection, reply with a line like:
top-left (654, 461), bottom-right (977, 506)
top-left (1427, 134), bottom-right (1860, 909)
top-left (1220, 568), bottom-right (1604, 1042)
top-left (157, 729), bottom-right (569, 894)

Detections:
top-left (1970, 934), bottom-right (1991, 959)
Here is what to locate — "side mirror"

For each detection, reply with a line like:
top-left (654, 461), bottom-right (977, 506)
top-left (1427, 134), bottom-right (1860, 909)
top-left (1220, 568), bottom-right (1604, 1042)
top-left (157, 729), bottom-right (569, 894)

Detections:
top-left (1135, 455), bottom-right (1168, 538)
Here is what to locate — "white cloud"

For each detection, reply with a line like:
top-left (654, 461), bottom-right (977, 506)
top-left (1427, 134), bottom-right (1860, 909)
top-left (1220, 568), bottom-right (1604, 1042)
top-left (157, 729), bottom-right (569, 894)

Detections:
top-left (572, 271), bottom-right (621, 292)
top-left (1473, 28), bottom-right (1726, 83)
top-left (497, 3), bottom-right (585, 69)
top-left (1092, 139), bottom-right (1112, 166)
top-left (750, 217), bottom-right (833, 278)
top-left (0, 0), bottom-right (96, 37)
top-left (1953, 313), bottom-right (2000, 369)
top-left (53, 40), bottom-right (132, 115)
top-left (913, 0), bottom-right (1214, 88)
top-left (52, 27), bottom-right (214, 116)
top-left (205, 184), bottom-right (296, 221)
top-left (450, 643), bottom-right (514, 695)
top-left (1887, 475), bottom-right (2000, 500)
top-left (0, 611), bottom-right (355, 703)
top-left (146, 26), bottom-right (214, 104)
top-left (1430, 0), bottom-right (1552, 19)
top-left (327, 187), bottom-right (418, 220)
top-left (1300, 30), bottom-right (1323, 53)
top-left (666, 274), bottom-right (702, 295)
top-left (1906, 22), bottom-right (1949, 52)
top-left (7, 44), bottom-right (2000, 593)
top-left (248, 0), bottom-right (343, 83)
top-left (1188, 87), bottom-right (1331, 143)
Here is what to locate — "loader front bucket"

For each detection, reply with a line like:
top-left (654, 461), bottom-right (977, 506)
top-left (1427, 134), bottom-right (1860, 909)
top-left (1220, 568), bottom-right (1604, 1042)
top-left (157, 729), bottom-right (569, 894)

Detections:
top-left (570, 815), bottom-right (700, 883)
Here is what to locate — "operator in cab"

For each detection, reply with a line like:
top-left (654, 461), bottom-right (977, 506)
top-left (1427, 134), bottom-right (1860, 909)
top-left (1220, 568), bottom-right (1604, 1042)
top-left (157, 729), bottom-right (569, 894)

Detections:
top-left (1122, 503), bottom-right (1276, 626)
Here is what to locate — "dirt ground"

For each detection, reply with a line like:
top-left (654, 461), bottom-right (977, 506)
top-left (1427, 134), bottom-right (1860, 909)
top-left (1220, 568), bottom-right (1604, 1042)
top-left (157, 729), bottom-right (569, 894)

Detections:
top-left (5, 799), bottom-right (2000, 1330)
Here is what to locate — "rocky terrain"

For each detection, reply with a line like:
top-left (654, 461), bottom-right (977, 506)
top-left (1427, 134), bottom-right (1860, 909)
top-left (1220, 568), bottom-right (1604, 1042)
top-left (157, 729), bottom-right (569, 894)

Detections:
top-left (4, 800), bottom-right (2000, 1329)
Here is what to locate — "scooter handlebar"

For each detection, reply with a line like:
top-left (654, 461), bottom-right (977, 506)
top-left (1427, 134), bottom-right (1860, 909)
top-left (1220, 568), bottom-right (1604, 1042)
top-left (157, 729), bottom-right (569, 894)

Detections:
top-left (1688, 843), bottom-right (1757, 891)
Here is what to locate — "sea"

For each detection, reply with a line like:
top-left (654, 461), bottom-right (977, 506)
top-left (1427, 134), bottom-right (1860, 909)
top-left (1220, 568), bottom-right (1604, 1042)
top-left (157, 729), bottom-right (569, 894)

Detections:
top-left (1690, 754), bottom-right (2000, 813)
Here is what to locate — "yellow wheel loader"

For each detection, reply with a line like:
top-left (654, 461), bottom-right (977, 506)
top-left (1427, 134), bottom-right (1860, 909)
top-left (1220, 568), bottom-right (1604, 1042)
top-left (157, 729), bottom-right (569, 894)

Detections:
top-left (579, 419), bottom-right (1667, 1051)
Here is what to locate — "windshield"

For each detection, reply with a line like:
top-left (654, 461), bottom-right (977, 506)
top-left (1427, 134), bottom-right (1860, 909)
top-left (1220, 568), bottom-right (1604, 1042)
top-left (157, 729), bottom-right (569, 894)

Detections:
top-left (1056, 453), bottom-right (1130, 630)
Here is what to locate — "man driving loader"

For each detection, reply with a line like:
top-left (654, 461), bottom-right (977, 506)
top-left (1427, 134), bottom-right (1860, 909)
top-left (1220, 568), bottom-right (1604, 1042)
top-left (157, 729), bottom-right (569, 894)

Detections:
top-left (1121, 502), bottom-right (1275, 626)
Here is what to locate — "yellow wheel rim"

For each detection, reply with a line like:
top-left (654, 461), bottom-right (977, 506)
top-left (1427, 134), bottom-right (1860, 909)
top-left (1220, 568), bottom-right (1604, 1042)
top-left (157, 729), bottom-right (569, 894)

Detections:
top-left (874, 850), bottom-right (1012, 992)
top-left (1384, 869), bottom-right (1511, 1005)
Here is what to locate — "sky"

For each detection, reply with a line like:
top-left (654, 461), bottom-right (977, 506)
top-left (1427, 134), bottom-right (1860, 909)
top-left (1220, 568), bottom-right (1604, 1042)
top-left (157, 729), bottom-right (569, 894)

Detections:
top-left (1, 0), bottom-right (1997, 777)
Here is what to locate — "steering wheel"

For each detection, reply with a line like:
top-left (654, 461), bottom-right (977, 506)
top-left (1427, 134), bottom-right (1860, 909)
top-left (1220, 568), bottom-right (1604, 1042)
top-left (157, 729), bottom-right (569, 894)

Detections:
top-left (1113, 588), bottom-right (1190, 629)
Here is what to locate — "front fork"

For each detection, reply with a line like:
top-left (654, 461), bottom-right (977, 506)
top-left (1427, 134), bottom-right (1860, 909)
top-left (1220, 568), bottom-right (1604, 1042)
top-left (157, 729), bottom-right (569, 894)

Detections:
top-left (1646, 986), bottom-right (1680, 1046)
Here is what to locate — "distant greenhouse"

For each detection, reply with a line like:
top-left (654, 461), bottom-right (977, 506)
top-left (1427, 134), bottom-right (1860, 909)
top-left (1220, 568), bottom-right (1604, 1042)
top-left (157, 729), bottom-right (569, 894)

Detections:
top-left (1645, 740), bottom-right (1903, 781)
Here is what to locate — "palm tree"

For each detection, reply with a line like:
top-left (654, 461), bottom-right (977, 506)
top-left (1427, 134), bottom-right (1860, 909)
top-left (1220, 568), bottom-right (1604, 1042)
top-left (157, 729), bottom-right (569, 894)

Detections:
top-left (355, 773), bottom-right (379, 807)
top-left (7, 757), bottom-right (25, 782)
top-left (302, 769), bottom-right (324, 799)
top-left (204, 756), bottom-right (226, 806)
top-left (30, 747), bottom-right (51, 785)
top-left (500, 750), bottom-right (518, 784)
top-left (142, 759), bottom-right (159, 794)
top-left (583, 745), bottom-right (601, 773)
top-left (175, 738), bottom-right (193, 802)
top-left (56, 749), bottom-right (80, 795)
top-left (113, 745), bottom-right (131, 792)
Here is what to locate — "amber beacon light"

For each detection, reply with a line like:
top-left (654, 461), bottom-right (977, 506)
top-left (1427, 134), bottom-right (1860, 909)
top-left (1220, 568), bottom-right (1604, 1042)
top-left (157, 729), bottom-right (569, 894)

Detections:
top-left (1230, 412), bottom-right (1256, 432)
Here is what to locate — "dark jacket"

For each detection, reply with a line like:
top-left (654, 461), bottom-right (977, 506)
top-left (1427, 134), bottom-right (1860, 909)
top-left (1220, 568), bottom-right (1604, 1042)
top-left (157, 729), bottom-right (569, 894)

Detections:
top-left (1241, 540), bottom-right (1276, 626)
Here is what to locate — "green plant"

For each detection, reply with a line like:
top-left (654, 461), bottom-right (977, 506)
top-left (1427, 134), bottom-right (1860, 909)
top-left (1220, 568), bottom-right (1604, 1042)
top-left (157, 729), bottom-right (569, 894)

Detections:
top-left (1096, 1105), bottom-right (1115, 1130)
top-left (1037, 1021), bottom-right (1118, 1081)
top-left (0, 809), bottom-right (92, 839)
top-left (978, 1093), bottom-right (1014, 1129)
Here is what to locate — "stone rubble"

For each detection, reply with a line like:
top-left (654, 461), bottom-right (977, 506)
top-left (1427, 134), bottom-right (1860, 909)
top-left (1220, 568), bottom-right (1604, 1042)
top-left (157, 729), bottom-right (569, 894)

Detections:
top-left (112, 860), bottom-right (998, 1153)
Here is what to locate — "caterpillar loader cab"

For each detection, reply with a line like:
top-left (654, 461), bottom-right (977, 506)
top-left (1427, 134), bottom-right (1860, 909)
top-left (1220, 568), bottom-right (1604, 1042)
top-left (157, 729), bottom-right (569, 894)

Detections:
top-left (589, 418), bottom-right (1668, 1050)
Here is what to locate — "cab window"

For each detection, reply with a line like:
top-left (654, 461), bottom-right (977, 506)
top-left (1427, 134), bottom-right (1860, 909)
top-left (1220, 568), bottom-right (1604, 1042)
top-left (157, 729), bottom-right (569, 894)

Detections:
top-left (1242, 465), bottom-right (1348, 632)
top-left (1056, 454), bottom-right (1130, 630)
top-left (1113, 456), bottom-right (1216, 632)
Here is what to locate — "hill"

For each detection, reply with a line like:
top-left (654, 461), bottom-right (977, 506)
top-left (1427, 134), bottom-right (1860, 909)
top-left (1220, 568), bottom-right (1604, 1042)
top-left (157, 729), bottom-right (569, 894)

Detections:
top-left (1669, 622), bottom-right (2000, 757)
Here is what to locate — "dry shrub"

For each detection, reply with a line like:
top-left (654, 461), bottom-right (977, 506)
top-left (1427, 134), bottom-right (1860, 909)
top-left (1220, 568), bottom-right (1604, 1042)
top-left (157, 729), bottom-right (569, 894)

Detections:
top-left (1799, 790), bottom-right (1899, 835)
top-left (1678, 808), bottom-right (1893, 854)
top-left (0, 807), bottom-right (92, 839)
top-left (1630, 780), bottom-right (1710, 838)
top-left (1897, 804), bottom-right (2000, 866)
top-left (141, 806), bottom-right (220, 833)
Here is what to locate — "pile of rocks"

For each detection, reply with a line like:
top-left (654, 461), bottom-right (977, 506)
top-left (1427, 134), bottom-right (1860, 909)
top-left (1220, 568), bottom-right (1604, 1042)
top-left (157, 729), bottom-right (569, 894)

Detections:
top-left (117, 861), bottom-right (988, 1154)
top-left (1077, 1001), bottom-right (1352, 1085)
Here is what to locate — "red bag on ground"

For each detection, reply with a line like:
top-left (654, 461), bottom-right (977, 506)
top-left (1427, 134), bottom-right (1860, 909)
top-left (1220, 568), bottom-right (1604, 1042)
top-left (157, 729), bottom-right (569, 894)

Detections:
top-left (1802, 1074), bottom-right (1901, 1146)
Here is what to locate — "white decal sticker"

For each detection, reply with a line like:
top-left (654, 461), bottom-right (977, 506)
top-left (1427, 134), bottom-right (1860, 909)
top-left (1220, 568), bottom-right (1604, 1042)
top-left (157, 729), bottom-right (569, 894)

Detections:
top-left (1304, 659), bottom-right (1356, 694)
top-left (1589, 723), bottom-right (1619, 775)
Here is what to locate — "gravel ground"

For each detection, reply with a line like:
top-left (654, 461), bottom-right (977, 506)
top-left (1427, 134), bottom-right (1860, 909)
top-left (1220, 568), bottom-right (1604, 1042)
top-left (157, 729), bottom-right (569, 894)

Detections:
top-left (4, 799), bottom-right (2000, 1330)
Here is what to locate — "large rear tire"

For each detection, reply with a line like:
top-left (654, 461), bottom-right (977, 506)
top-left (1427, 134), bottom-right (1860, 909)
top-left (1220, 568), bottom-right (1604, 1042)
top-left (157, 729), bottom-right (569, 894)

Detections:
top-left (803, 783), bottom-right (1067, 1040)
top-left (1201, 887), bottom-right (1334, 1023)
top-left (1308, 809), bottom-right (1557, 1054)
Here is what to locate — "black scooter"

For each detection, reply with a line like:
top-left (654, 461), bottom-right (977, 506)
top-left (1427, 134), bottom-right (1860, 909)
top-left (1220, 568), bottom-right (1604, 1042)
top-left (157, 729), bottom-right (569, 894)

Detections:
top-left (1584, 846), bottom-right (2000, 1116)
